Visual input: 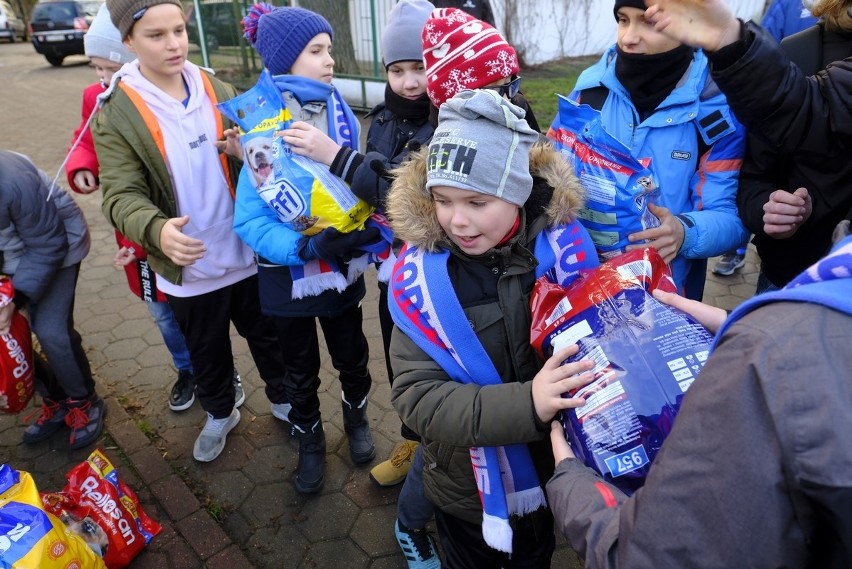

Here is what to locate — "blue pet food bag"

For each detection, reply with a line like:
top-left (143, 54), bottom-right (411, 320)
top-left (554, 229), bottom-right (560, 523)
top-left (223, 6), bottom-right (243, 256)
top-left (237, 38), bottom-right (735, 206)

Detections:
top-left (218, 71), bottom-right (372, 235)
top-left (548, 96), bottom-right (661, 258)
top-left (530, 248), bottom-right (714, 495)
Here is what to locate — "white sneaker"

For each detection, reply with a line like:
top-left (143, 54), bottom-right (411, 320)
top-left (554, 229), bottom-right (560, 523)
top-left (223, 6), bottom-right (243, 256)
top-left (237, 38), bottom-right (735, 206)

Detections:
top-left (271, 402), bottom-right (292, 423)
top-left (193, 408), bottom-right (240, 462)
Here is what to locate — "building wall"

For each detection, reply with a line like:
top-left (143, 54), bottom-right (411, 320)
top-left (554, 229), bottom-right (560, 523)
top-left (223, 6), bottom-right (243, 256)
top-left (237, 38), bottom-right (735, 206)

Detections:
top-left (350, 0), bottom-right (768, 67)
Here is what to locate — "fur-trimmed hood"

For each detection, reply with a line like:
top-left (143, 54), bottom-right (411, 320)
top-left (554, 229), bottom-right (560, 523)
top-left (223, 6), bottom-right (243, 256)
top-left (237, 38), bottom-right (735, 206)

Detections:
top-left (386, 140), bottom-right (586, 251)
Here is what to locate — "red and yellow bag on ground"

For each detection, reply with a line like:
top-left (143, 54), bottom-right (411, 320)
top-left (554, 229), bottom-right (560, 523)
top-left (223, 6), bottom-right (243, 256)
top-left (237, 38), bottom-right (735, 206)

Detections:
top-left (0, 463), bottom-right (105, 569)
top-left (41, 449), bottom-right (161, 569)
top-left (0, 277), bottom-right (34, 415)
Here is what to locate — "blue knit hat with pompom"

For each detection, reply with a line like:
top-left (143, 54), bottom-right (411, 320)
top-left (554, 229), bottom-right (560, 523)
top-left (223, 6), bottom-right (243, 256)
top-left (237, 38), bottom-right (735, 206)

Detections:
top-left (243, 3), bottom-right (333, 76)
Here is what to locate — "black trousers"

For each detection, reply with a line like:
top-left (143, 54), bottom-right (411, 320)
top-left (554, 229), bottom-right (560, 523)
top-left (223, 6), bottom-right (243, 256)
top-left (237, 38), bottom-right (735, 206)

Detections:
top-left (167, 275), bottom-right (287, 418)
top-left (377, 281), bottom-right (419, 442)
top-left (434, 508), bottom-right (555, 569)
top-left (270, 302), bottom-right (371, 427)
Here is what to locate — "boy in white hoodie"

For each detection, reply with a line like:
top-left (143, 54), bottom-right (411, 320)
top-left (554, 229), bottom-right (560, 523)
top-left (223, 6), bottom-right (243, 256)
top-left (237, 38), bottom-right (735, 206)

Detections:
top-left (93, 0), bottom-right (290, 462)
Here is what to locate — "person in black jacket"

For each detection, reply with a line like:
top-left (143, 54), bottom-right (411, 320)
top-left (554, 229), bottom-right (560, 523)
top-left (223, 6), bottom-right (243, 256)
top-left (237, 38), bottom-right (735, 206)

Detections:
top-left (644, 0), bottom-right (852, 292)
top-left (432, 0), bottom-right (494, 25)
top-left (735, 0), bottom-right (852, 292)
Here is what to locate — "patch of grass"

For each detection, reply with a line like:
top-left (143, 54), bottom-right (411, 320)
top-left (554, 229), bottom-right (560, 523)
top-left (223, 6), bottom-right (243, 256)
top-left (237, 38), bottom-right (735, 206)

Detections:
top-left (521, 56), bottom-right (599, 131)
top-left (205, 499), bottom-right (226, 523)
top-left (137, 420), bottom-right (159, 442)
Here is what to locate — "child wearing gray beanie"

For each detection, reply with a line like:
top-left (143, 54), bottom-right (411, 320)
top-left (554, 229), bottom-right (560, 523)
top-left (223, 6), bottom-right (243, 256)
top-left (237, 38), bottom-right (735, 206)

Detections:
top-left (384, 88), bottom-right (599, 565)
top-left (427, 89), bottom-right (539, 207)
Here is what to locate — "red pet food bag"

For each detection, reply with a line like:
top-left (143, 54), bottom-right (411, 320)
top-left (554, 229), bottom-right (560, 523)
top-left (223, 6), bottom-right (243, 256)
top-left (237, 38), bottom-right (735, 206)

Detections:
top-left (41, 449), bottom-right (161, 568)
top-left (0, 277), bottom-right (34, 414)
top-left (530, 248), bottom-right (714, 495)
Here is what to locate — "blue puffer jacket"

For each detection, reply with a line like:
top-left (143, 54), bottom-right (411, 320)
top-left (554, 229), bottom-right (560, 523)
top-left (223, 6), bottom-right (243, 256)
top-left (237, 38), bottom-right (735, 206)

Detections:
top-left (567, 46), bottom-right (749, 292)
top-left (761, 0), bottom-right (817, 42)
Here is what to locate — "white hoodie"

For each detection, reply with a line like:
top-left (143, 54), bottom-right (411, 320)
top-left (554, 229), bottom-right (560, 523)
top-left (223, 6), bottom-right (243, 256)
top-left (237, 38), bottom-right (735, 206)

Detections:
top-left (117, 61), bottom-right (256, 297)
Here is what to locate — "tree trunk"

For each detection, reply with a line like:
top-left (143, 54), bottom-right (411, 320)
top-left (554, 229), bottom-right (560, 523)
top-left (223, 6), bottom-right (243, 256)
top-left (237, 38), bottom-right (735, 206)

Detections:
top-left (298, 0), bottom-right (359, 75)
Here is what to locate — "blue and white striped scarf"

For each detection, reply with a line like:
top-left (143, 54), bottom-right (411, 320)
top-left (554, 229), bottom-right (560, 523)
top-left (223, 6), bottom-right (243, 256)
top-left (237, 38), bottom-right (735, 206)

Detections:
top-left (389, 220), bottom-right (598, 553)
top-left (715, 235), bottom-right (852, 344)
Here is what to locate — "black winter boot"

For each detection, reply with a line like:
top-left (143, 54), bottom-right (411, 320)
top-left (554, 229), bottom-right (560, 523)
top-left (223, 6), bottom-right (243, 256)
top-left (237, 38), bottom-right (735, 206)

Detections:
top-left (341, 396), bottom-right (375, 464)
top-left (292, 421), bottom-right (325, 494)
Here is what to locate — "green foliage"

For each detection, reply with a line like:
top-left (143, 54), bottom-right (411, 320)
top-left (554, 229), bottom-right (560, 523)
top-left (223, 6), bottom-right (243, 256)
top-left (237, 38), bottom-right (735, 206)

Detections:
top-left (520, 56), bottom-right (599, 131)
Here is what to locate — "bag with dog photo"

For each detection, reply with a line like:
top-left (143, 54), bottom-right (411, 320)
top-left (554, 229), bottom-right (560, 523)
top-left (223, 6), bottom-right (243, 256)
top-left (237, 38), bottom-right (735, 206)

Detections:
top-left (218, 71), bottom-right (373, 236)
top-left (547, 96), bottom-right (661, 259)
top-left (0, 463), bottom-right (106, 569)
top-left (41, 449), bottom-right (161, 568)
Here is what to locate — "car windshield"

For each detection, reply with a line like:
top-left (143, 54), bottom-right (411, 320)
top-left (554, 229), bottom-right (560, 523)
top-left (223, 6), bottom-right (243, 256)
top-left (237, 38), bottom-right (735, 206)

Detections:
top-left (32, 3), bottom-right (75, 20)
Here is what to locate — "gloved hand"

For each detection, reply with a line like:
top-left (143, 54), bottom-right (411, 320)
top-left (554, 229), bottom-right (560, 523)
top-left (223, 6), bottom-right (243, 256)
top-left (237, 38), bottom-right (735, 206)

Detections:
top-left (297, 226), bottom-right (383, 262)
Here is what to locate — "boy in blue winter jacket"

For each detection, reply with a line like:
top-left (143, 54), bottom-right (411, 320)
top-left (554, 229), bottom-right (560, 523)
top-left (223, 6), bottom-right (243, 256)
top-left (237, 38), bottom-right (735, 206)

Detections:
top-left (548, 0), bottom-right (749, 300)
top-left (235, 3), bottom-right (383, 495)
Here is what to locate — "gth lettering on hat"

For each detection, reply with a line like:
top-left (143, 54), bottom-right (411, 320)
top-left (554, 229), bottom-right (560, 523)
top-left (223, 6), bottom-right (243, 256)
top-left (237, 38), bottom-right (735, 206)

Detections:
top-left (427, 129), bottom-right (478, 183)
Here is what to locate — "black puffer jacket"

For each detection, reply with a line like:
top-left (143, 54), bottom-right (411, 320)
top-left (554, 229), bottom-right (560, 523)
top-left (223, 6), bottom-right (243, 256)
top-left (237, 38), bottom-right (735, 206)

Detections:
top-left (330, 102), bottom-right (434, 210)
top-left (733, 24), bottom-right (852, 287)
top-left (711, 22), bottom-right (852, 285)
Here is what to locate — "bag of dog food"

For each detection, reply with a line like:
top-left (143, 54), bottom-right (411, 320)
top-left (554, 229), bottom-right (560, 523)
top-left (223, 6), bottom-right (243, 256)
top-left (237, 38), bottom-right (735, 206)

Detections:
top-left (547, 96), bottom-right (661, 258)
top-left (530, 248), bottom-right (714, 495)
top-left (0, 277), bottom-right (34, 415)
top-left (41, 449), bottom-right (161, 568)
top-left (218, 71), bottom-right (373, 236)
top-left (0, 464), bottom-right (106, 569)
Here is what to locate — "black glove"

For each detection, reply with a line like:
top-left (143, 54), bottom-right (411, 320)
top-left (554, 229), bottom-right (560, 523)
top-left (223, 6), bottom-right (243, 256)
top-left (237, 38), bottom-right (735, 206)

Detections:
top-left (296, 226), bottom-right (383, 262)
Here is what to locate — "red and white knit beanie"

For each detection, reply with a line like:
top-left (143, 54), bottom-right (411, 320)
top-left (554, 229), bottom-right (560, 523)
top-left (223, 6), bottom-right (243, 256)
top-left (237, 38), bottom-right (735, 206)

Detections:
top-left (422, 8), bottom-right (519, 107)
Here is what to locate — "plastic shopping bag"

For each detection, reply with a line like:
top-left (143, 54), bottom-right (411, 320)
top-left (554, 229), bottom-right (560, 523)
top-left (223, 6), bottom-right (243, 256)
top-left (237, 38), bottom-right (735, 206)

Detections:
top-left (0, 464), bottom-right (106, 569)
top-left (547, 96), bottom-right (661, 258)
top-left (0, 277), bottom-right (34, 415)
top-left (218, 71), bottom-right (373, 235)
top-left (530, 248), bottom-right (714, 494)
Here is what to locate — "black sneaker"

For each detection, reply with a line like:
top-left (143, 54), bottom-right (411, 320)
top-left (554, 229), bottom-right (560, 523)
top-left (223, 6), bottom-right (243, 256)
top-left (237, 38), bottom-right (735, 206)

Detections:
top-left (22, 398), bottom-right (69, 444)
top-left (169, 369), bottom-right (196, 412)
top-left (233, 368), bottom-right (245, 408)
top-left (65, 395), bottom-right (107, 450)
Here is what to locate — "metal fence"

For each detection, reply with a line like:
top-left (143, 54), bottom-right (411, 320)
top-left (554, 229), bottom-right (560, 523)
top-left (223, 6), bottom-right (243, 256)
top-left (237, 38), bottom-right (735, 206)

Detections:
top-left (186, 0), bottom-right (393, 106)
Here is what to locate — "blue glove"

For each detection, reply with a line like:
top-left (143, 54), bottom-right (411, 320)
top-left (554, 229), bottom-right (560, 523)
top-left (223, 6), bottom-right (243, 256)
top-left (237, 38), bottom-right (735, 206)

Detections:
top-left (297, 226), bottom-right (382, 262)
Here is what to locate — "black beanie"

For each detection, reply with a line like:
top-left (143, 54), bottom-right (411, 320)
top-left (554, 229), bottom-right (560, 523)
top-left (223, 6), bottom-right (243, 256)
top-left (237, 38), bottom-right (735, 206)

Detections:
top-left (613, 0), bottom-right (647, 20)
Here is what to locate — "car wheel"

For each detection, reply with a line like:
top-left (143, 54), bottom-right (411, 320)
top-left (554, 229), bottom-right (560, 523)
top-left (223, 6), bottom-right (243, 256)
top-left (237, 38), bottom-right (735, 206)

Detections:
top-left (45, 55), bottom-right (64, 67)
top-left (206, 33), bottom-right (219, 52)
top-left (8, 33), bottom-right (14, 43)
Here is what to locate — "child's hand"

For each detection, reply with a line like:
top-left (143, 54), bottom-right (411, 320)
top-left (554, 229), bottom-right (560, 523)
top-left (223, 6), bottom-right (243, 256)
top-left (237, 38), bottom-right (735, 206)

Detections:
top-left (0, 302), bottom-right (15, 335)
top-left (215, 128), bottom-right (242, 159)
top-left (113, 246), bottom-right (137, 266)
top-left (550, 421), bottom-right (576, 463)
top-left (159, 215), bottom-right (206, 266)
top-left (626, 204), bottom-right (685, 263)
top-left (281, 121), bottom-right (341, 166)
top-left (532, 344), bottom-right (595, 423)
top-left (73, 170), bottom-right (99, 194)
top-left (652, 289), bottom-right (727, 334)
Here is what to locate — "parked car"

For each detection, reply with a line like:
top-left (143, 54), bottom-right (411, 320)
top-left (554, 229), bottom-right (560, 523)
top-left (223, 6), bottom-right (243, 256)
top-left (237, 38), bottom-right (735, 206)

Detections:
top-left (29, 0), bottom-right (100, 66)
top-left (0, 0), bottom-right (26, 42)
top-left (185, 0), bottom-right (245, 52)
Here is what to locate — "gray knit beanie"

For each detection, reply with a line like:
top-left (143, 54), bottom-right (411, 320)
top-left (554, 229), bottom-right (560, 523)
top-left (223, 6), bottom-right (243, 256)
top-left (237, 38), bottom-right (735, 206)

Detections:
top-left (381, 0), bottom-right (434, 67)
top-left (426, 89), bottom-right (538, 207)
top-left (106, 0), bottom-right (183, 39)
top-left (85, 4), bottom-right (135, 63)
